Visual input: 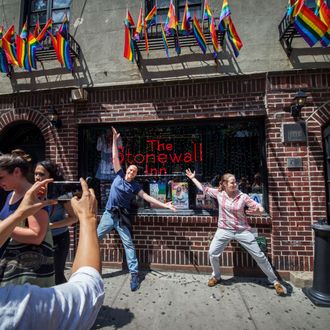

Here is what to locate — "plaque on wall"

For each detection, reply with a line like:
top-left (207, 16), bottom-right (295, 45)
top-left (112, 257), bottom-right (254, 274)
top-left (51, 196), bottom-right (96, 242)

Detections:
top-left (282, 122), bottom-right (307, 143)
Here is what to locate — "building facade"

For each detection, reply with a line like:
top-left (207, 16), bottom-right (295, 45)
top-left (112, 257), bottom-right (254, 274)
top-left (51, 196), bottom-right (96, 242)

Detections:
top-left (0, 0), bottom-right (330, 277)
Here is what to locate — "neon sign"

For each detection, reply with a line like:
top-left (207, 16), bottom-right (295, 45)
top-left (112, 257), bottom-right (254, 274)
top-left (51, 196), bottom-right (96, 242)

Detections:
top-left (119, 139), bottom-right (203, 175)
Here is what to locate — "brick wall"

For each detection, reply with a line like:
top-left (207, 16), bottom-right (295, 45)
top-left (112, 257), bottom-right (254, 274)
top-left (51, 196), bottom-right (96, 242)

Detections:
top-left (1, 69), bottom-right (330, 276)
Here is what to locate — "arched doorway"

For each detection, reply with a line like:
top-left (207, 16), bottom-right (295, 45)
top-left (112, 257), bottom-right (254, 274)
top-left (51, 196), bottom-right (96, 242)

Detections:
top-left (0, 121), bottom-right (45, 163)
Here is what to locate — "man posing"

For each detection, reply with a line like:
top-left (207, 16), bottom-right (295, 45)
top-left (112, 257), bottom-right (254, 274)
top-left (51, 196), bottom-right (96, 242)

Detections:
top-left (97, 127), bottom-right (176, 291)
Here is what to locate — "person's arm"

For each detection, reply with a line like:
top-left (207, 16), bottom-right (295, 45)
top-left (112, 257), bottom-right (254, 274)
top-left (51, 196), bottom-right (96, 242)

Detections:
top-left (138, 190), bottom-right (176, 211)
top-left (185, 168), bottom-right (204, 191)
top-left (10, 209), bottom-right (49, 245)
top-left (0, 179), bottom-right (56, 247)
top-left (244, 195), bottom-right (264, 215)
top-left (49, 201), bottom-right (78, 229)
top-left (111, 126), bottom-right (121, 173)
top-left (71, 178), bottom-right (101, 274)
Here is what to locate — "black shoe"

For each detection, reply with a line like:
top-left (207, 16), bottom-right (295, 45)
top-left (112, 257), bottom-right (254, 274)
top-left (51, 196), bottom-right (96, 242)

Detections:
top-left (130, 273), bottom-right (140, 291)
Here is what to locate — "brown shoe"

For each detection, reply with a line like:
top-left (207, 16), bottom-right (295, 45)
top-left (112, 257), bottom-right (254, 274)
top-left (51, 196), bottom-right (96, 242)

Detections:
top-left (208, 277), bottom-right (221, 287)
top-left (274, 282), bottom-right (285, 296)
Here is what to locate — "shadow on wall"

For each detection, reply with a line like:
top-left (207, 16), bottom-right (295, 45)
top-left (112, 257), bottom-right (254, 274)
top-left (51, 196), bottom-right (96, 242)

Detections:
top-left (8, 49), bottom-right (93, 92)
top-left (137, 40), bottom-right (243, 83)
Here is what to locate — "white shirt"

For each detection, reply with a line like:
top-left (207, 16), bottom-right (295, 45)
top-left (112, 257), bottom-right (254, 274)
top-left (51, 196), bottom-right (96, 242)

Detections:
top-left (0, 266), bottom-right (104, 330)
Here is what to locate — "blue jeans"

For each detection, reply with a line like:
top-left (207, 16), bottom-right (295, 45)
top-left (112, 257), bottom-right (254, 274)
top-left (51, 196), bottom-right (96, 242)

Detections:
top-left (97, 210), bottom-right (138, 274)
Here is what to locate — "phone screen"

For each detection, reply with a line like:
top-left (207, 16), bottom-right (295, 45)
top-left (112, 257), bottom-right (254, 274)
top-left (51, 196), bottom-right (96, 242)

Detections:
top-left (47, 181), bottom-right (82, 200)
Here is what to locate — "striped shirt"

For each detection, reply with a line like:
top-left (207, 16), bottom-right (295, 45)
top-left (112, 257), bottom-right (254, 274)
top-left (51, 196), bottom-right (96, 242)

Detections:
top-left (204, 188), bottom-right (260, 231)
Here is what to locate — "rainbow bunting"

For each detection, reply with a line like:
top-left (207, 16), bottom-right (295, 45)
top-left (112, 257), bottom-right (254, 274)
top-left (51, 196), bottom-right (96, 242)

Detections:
top-left (192, 15), bottom-right (207, 54)
top-left (226, 16), bottom-right (243, 57)
top-left (134, 5), bottom-right (143, 40)
top-left (160, 23), bottom-right (169, 58)
top-left (294, 3), bottom-right (328, 47)
top-left (218, 0), bottom-right (231, 32)
top-left (144, 5), bottom-right (157, 30)
top-left (36, 18), bottom-right (52, 42)
top-left (2, 25), bottom-right (18, 66)
top-left (34, 21), bottom-right (40, 38)
top-left (28, 32), bottom-right (42, 69)
top-left (181, 0), bottom-right (191, 34)
top-left (203, 0), bottom-right (213, 22)
top-left (210, 16), bottom-right (219, 58)
top-left (58, 13), bottom-right (69, 38)
top-left (123, 24), bottom-right (134, 62)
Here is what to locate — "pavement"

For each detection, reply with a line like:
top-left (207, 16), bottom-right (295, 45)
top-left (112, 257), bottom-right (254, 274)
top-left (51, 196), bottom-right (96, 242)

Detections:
top-left (88, 268), bottom-right (330, 330)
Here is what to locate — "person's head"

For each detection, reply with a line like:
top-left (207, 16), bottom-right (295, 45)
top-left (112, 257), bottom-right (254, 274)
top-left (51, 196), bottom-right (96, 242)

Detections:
top-left (176, 186), bottom-right (182, 195)
top-left (0, 149), bottom-right (32, 191)
top-left (219, 173), bottom-right (237, 194)
top-left (34, 160), bottom-right (64, 182)
top-left (125, 165), bottom-right (138, 182)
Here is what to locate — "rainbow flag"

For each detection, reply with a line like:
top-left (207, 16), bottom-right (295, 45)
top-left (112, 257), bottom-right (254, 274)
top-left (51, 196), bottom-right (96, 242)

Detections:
top-left (20, 21), bottom-right (28, 39)
top-left (0, 48), bottom-right (10, 73)
top-left (165, 1), bottom-right (178, 34)
top-left (58, 13), bottom-right (69, 38)
top-left (134, 5), bottom-right (143, 40)
top-left (36, 18), bottom-right (52, 42)
top-left (15, 35), bottom-right (31, 70)
top-left (218, 0), bottom-right (231, 32)
top-left (227, 16), bottom-right (242, 57)
top-left (181, 0), bottom-right (191, 34)
top-left (193, 15), bottom-right (207, 54)
top-left (56, 31), bottom-right (73, 70)
top-left (315, 0), bottom-right (330, 47)
top-left (2, 25), bottom-right (18, 66)
top-left (210, 16), bottom-right (219, 58)
top-left (294, 3), bottom-right (328, 47)
top-left (27, 32), bottom-right (42, 69)
top-left (203, 0), bottom-right (213, 22)
top-left (34, 21), bottom-right (40, 38)
top-left (160, 23), bottom-right (169, 58)
top-left (144, 5), bottom-right (157, 30)
top-left (123, 24), bottom-right (134, 62)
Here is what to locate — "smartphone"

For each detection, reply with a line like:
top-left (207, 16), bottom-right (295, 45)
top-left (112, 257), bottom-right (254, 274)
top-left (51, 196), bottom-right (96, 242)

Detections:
top-left (47, 181), bottom-right (82, 200)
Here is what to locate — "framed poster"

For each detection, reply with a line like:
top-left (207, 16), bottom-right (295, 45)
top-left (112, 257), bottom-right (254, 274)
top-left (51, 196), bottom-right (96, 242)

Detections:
top-left (172, 182), bottom-right (189, 209)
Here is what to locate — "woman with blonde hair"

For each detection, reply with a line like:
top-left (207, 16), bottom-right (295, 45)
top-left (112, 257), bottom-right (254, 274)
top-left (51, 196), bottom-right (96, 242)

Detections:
top-left (0, 150), bottom-right (54, 287)
top-left (186, 169), bottom-right (285, 296)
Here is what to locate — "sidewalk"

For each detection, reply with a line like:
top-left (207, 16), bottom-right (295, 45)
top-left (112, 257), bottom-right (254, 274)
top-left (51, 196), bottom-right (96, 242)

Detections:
top-left (91, 268), bottom-right (330, 330)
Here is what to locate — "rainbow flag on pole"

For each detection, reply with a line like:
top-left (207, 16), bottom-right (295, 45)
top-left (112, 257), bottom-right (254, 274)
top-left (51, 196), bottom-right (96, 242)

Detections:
top-left (134, 5), bottom-right (143, 40)
top-left (56, 31), bottom-right (73, 70)
top-left (0, 26), bottom-right (10, 73)
top-left (160, 23), bottom-right (169, 58)
top-left (2, 25), bottom-right (18, 66)
top-left (218, 0), bottom-right (231, 32)
top-left (193, 15), bottom-right (207, 54)
top-left (294, 3), bottom-right (328, 47)
top-left (315, 0), bottom-right (330, 47)
top-left (36, 18), bottom-right (52, 42)
top-left (181, 0), bottom-right (191, 34)
top-left (144, 5), bottom-right (157, 54)
top-left (226, 16), bottom-right (242, 57)
top-left (210, 16), bottom-right (219, 58)
top-left (123, 10), bottom-right (134, 62)
top-left (27, 32), bottom-right (42, 69)
top-left (203, 0), bottom-right (213, 22)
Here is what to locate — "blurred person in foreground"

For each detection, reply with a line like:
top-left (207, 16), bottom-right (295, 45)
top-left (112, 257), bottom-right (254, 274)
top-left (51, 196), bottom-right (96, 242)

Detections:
top-left (0, 178), bottom-right (105, 329)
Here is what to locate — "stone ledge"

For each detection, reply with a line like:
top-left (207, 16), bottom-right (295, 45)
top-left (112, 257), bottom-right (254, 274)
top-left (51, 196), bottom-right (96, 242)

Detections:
top-left (289, 271), bottom-right (313, 288)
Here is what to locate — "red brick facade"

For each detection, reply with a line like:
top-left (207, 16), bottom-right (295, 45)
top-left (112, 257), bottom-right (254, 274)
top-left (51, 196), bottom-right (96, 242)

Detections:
top-left (1, 69), bottom-right (329, 277)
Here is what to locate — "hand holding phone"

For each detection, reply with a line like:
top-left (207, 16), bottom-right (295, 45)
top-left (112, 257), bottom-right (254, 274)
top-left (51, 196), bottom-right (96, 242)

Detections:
top-left (47, 181), bottom-right (82, 201)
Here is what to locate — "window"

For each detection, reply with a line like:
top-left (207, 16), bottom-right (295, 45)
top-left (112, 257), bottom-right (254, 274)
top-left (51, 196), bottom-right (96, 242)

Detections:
top-left (79, 119), bottom-right (267, 214)
top-left (145, 0), bottom-right (202, 23)
top-left (23, 0), bottom-right (72, 34)
top-left (305, 0), bottom-right (330, 9)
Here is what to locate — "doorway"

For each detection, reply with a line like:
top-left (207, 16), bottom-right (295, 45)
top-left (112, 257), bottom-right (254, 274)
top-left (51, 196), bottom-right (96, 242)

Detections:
top-left (323, 124), bottom-right (330, 219)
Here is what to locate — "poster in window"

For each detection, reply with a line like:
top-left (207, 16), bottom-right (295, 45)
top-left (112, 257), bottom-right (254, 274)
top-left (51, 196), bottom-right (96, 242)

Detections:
top-left (195, 182), bottom-right (217, 210)
top-left (249, 193), bottom-right (263, 206)
top-left (172, 182), bottom-right (189, 209)
top-left (149, 182), bottom-right (167, 208)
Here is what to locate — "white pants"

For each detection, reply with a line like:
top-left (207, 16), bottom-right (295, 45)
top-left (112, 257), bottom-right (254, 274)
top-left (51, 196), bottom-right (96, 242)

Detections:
top-left (209, 228), bottom-right (278, 284)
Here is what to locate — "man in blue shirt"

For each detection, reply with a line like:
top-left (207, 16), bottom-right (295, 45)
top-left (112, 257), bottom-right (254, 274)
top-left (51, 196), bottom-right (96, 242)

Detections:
top-left (97, 127), bottom-right (176, 291)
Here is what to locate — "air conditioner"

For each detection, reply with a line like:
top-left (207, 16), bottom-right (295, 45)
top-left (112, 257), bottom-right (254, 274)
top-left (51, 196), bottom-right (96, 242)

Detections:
top-left (71, 88), bottom-right (88, 101)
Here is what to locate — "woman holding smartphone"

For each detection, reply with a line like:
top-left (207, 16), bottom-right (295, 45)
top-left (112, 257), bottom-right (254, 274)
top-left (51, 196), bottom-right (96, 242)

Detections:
top-left (34, 160), bottom-right (77, 284)
top-left (0, 150), bottom-right (55, 287)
